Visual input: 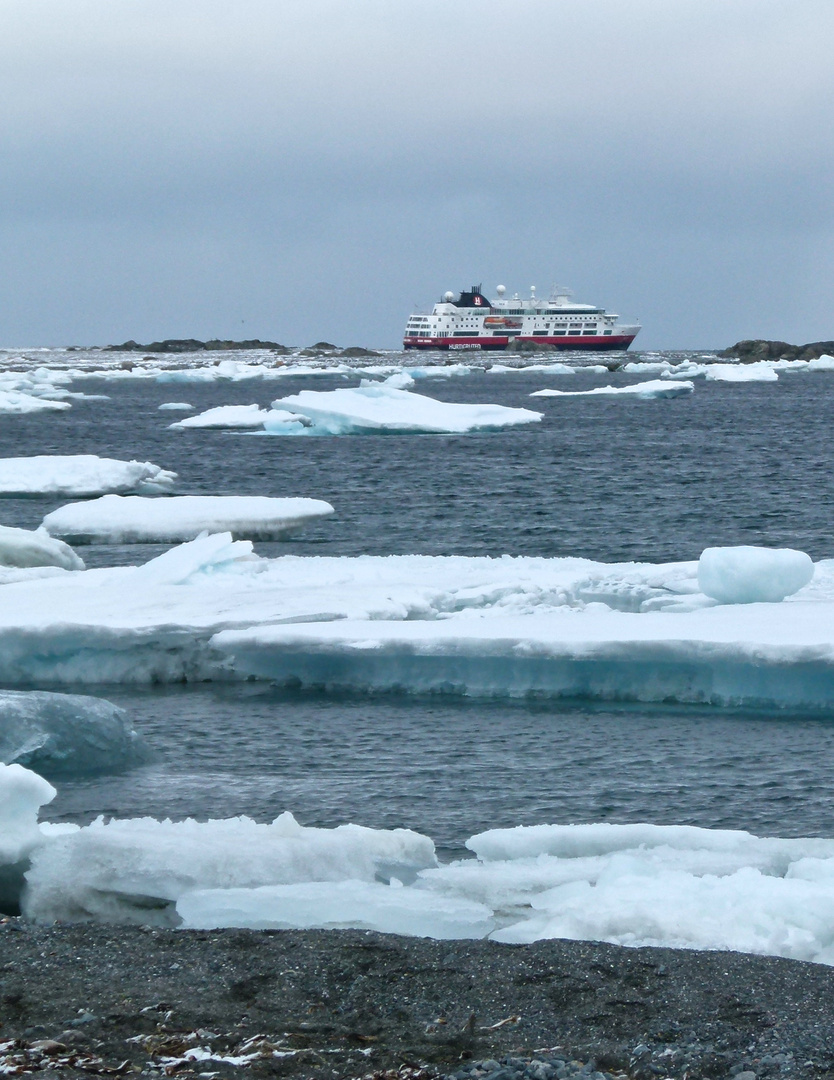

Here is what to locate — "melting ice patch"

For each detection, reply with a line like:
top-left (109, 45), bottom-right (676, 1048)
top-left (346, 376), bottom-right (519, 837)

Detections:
top-left (531, 380), bottom-right (694, 400)
top-left (0, 455), bottom-right (176, 497)
top-left (265, 383), bottom-right (542, 435)
top-left (41, 494), bottom-right (335, 544)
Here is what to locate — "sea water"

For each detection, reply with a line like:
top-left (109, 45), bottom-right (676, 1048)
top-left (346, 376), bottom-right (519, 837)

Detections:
top-left (3, 349), bottom-right (834, 854)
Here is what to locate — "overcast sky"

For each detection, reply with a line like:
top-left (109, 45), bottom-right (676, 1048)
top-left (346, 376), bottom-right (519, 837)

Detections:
top-left (1, 0), bottom-right (832, 350)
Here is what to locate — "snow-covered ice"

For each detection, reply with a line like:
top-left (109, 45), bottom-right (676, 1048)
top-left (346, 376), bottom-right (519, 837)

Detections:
top-left (0, 455), bottom-right (176, 497)
top-left (531, 380), bottom-right (694, 400)
top-left (0, 525), bottom-right (84, 570)
top-left (41, 495), bottom-right (335, 544)
top-left (0, 762), bottom-right (56, 912)
top-left (698, 546), bottom-right (815, 604)
top-left (169, 404), bottom-right (272, 430)
top-left (157, 401), bottom-right (194, 411)
top-left (0, 689), bottom-right (149, 776)
top-left (266, 383), bottom-right (542, 435)
top-left (0, 539), bottom-right (828, 707)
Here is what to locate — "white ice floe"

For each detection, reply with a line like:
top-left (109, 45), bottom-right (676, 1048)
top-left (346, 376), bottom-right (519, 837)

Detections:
top-left (487, 363), bottom-right (576, 375)
top-left (0, 455), bottom-right (176, 497)
top-left (531, 380), bottom-right (694, 400)
top-left (0, 391), bottom-right (70, 414)
top-left (0, 689), bottom-right (149, 776)
top-left (266, 383), bottom-right (542, 435)
top-left (157, 401), bottom-right (194, 411)
top-left (0, 539), bottom-right (830, 705)
top-left (23, 809), bottom-right (436, 925)
top-left (41, 494), bottom-right (335, 544)
top-left (14, 765), bottom-right (834, 962)
top-left (168, 404), bottom-right (272, 430)
top-left (0, 524), bottom-right (84, 570)
top-left (698, 546), bottom-right (815, 604)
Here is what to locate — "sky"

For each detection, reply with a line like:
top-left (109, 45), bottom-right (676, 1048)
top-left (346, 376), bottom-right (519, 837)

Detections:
top-left (1, 0), bottom-right (833, 350)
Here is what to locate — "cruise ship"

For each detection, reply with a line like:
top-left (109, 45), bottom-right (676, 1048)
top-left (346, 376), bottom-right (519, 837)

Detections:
top-left (403, 284), bottom-right (640, 351)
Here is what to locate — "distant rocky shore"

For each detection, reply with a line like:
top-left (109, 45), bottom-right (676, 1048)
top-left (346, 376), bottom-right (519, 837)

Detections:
top-left (2, 923), bottom-right (834, 1080)
top-left (720, 339), bottom-right (834, 362)
top-left (100, 339), bottom-right (380, 358)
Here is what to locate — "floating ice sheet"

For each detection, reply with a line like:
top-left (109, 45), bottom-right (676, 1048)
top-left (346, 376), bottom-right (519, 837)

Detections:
top-left (266, 383), bottom-right (542, 435)
top-left (169, 404), bottom-right (272, 430)
top-left (0, 455), bottom-right (176, 497)
top-left (41, 495), bottom-right (335, 544)
top-left (531, 379), bottom-right (694, 399)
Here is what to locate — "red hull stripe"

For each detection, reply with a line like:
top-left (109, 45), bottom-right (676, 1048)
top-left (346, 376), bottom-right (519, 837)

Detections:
top-left (403, 335), bottom-right (637, 352)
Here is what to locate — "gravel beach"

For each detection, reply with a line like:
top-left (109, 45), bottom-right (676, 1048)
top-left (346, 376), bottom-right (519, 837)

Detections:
top-left (1, 921), bottom-right (833, 1080)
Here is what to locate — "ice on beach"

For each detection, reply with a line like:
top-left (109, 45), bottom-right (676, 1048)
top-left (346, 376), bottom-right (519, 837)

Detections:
top-left (0, 689), bottom-right (150, 776)
top-left (177, 880), bottom-right (494, 939)
top-left (0, 455), bottom-right (176, 497)
top-left (698, 546), bottom-right (815, 604)
top-left (23, 810), bottom-right (437, 925)
top-left (0, 524), bottom-right (84, 570)
top-left (168, 404), bottom-right (272, 430)
top-left (266, 383), bottom-right (542, 435)
top-left (41, 494), bottom-right (335, 543)
top-left (17, 764), bottom-right (834, 962)
top-left (530, 380), bottom-right (694, 400)
top-left (157, 402), bottom-right (194, 411)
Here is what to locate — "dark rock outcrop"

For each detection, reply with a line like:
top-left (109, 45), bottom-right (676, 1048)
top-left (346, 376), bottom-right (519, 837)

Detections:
top-left (721, 339), bottom-right (834, 362)
top-left (104, 339), bottom-right (290, 354)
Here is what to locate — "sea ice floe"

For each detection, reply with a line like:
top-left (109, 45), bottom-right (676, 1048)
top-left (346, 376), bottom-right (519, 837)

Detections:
top-left (0, 689), bottom-right (150, 776)
top-left (0, 524), bottom-right (84, 570)
top-left (41, 494), bottom-right (335, 544)
top-left (0, 455), bottom-right (176, 497)
top-left (168, 404), bottom-right (272, 430)
top-left (0, 540), bottom-right (831, 705)
top-left (157, 401), bottom-right (194, 411)
top-left (698, 546), bottom-right (815, 604)
top-left (0, 762), bottom-right (56, 912)
top-left (265, 383), bottom-right (542, 435)
top-left (530, 379), bottom-right (694, 400)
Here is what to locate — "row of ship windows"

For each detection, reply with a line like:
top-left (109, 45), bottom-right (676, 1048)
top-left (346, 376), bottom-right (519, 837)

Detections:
top-left (410, 329), bottom-right (616, 338)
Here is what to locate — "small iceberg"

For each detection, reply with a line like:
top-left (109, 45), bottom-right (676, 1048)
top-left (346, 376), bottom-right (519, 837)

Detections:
top-left (0, 455), bottom-right (176, 497)
top-left (41, 494), bottom-right (335, 544)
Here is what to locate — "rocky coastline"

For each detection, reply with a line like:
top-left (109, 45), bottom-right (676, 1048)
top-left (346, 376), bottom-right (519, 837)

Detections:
top-left (720, 340), bottom-right (834, 362)
top-left (99, 340), bottom-right (380, 358)
top-left (2, 922), bottom-right (833, 1080)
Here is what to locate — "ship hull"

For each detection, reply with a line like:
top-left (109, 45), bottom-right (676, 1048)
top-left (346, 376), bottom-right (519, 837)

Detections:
top-left (404, 334), bottom-right (638, 352)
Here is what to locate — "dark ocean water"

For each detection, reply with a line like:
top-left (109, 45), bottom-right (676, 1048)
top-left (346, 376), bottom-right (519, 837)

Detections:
top-left (4, 350), bottom-right (834, 851)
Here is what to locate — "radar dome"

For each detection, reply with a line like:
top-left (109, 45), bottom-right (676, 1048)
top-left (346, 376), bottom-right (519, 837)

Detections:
top-left (496, 285), bottom-right (506, 295)
top-left (444, 291), bottom-right (454, 301)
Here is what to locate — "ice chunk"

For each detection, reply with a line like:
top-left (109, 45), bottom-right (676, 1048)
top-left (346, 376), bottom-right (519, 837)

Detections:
top-left (157, 401), bottom-right (194, 411)
top-left (177, 879), bottom-right (493, 939)
top-left (0, 524), bottom-right (84, 570)
top-left (704, 363), bottom-right (779, 382)
top-left (41, 494), bottom-right (335, 543)
top-left (698, 546), bottom-right (814, 604)
top-left (0, 391), bottom-right (71, 414)
top-left (265, 383), bottom-right (542, 435)
top-left (0, 455), bottom-right (176, 497)
top-left (169, 404), bottom-right (272, 430)
top-left (24, 812), bottom-right (437, 925)
top-left (0, 763), bottom-right (55, 913)
top-left (0, 689), bottom-right (150, 776)
top-left (531, 380), bottom-right (694, 399)
top-left (131, 532), bottom-right (259, 586)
